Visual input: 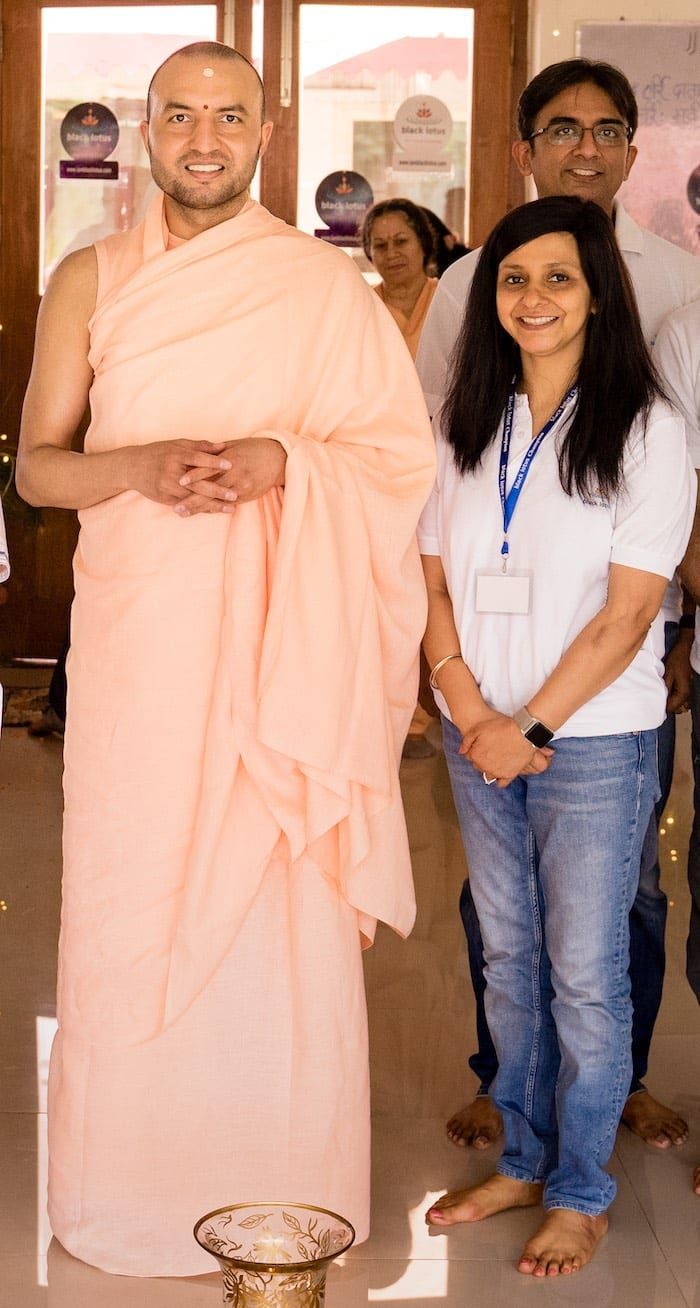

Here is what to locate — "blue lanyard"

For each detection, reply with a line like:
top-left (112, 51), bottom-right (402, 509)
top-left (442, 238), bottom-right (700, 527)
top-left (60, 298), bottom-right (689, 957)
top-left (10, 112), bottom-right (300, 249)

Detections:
top-left (498, 386), bottom-right (577, 563)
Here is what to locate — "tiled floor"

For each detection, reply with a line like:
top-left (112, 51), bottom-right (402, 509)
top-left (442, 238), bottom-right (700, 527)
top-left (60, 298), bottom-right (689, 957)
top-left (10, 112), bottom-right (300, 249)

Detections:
top-left (1, 716), bottom-right (698, 1306)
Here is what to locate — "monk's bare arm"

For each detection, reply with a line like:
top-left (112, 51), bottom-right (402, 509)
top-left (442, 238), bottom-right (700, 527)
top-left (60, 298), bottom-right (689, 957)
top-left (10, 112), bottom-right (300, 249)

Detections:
top-left (17, 248), bottom-right (233, 511)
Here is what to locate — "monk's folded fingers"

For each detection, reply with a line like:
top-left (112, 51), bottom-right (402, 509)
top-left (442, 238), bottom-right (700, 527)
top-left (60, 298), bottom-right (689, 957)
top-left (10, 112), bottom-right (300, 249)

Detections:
top-left (170, 440), bottom-right (232, 472)
top-left (175, 491), bottom-right (236, 517)
top-left (167, 484), bottom-right (191, 504)
top-left (177, 465), bottom-right (223, 488)
top-left (177, 451), bottom-right (233, 473)
top-left (190, 441), bottom-right (228, 454)
top-left (181, 478), bottom-right (238, 503)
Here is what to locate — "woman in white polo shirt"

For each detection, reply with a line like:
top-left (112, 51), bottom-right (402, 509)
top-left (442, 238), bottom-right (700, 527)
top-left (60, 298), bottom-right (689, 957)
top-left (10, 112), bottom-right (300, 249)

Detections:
top-left (418, 196), bottom-right (694, 1276)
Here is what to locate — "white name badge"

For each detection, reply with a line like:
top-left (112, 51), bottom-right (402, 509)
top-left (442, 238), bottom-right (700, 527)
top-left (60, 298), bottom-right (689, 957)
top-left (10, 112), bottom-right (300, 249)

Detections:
top-left (475, 569), bottom-right (532, 615)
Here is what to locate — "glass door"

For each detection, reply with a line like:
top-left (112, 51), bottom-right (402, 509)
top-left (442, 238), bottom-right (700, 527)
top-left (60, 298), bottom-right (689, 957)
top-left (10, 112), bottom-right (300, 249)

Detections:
top-left (297, 4), bottom-right (473, 259)
top-left (40, 5), bottom-right (219, 290)
top-left (259, 0), bottom-right (525, 248)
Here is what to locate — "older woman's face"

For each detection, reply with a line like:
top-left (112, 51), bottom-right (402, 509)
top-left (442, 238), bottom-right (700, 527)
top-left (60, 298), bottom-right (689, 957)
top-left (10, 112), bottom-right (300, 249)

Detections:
top-left (369, 212), bottom-right (425, 287)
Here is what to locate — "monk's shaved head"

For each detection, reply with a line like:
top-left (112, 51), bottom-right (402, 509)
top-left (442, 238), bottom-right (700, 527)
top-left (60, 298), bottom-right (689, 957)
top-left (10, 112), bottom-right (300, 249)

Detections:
top-left (140, 40), bottom-right (273, 234)
top-left (147, 42), bottom-right (266, 123)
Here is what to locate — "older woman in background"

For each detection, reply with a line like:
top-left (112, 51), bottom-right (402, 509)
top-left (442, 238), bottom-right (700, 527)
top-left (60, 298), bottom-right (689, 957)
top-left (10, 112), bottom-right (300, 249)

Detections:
top-left (363, 198), bottom-right (439, 758)
top-left (362, 199), bottom-right (438, 361)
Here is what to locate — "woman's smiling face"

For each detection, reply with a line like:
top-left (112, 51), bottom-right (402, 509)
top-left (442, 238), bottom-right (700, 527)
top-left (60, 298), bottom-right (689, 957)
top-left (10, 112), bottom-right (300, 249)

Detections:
top-left (496, 230), bottom-right (594, 367)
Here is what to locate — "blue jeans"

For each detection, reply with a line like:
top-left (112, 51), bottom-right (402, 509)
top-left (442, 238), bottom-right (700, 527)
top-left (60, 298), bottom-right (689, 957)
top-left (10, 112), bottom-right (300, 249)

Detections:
top-left (444, 719), bottom-right (658, 1214)
top-left (687, 672), bottom-right (700, 1003)
top-left (461, 621), bottom-right (677, 1094)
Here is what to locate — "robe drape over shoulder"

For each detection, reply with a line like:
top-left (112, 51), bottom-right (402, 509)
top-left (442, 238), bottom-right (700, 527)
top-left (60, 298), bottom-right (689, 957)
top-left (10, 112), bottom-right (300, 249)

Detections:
top-left (48, 194), bottom-right (435, 1277)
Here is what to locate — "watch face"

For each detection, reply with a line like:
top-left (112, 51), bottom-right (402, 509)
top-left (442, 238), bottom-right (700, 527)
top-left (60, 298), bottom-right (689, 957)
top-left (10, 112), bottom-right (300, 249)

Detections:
top-left (525, 722), bottom-right (553, 749)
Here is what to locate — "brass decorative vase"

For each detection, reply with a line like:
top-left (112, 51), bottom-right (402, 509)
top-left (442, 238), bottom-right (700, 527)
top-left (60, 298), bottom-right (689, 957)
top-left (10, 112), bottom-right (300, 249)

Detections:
top-left (194, 1202), bottom-right (355, 1306)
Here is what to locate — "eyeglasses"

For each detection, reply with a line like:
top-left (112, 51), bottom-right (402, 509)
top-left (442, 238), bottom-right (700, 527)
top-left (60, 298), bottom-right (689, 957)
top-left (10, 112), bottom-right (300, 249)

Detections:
top-left (527, 120), bottom-right (633, 149)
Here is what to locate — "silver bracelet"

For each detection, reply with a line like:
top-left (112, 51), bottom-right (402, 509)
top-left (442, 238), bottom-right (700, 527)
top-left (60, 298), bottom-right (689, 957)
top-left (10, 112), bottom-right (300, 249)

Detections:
top-left (429, 652), bottom-right (463, 690)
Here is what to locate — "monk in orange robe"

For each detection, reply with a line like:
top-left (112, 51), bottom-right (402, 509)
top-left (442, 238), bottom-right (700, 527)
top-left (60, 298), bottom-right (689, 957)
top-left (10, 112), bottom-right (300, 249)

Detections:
top-left (17, 43), bottom-right (434, 1278)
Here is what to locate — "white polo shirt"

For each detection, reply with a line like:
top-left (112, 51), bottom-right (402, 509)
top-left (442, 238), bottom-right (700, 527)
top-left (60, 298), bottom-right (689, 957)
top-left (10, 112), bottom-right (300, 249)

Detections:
top-left (652, 301), bottom-right (700, 673)
top-left (417, 396), bottom-right (695, 737)
top-left (416, 204), bottom-right (700, 622)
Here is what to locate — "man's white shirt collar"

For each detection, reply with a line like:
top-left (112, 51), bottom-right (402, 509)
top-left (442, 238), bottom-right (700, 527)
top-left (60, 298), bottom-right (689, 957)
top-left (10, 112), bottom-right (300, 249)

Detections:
top-left (613, 201), bottom-right (645, 256)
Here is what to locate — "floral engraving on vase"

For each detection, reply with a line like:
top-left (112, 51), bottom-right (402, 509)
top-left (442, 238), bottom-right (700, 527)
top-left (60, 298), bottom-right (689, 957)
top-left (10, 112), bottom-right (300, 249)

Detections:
top-left (221, 1262), bottom-right (326, 1307)
top-left (195, 1202), bottom-right (355, 1307)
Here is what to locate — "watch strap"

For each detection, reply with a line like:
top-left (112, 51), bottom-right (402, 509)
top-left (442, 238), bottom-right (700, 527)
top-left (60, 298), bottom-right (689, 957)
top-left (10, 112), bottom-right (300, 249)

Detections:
top-left (513, 707), bottom-right (554, 749)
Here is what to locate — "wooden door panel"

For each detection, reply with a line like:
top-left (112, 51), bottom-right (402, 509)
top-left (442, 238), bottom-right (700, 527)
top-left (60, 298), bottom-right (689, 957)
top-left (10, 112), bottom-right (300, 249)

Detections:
top-left (0, 1), bottom-right (225, 659)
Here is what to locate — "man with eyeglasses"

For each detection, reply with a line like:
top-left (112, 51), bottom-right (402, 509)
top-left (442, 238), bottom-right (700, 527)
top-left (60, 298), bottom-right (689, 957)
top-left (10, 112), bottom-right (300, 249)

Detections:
top-left (417, 57), bottom-right (700, 1174)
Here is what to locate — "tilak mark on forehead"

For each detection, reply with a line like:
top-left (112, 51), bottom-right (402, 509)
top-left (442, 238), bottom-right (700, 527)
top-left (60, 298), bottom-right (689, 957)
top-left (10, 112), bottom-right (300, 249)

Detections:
top-left (203, 67), bottom-right (215, 77)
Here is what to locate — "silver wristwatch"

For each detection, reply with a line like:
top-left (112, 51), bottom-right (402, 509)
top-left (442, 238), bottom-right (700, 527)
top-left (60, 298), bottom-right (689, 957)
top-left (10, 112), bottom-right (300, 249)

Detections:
top-left (513, 707), bottom-right (554, 749)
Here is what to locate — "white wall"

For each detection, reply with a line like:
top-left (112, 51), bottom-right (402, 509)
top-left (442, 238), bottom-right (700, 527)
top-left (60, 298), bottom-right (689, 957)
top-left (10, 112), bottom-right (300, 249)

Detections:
top-left (531, 0), bottom-right (699, 73)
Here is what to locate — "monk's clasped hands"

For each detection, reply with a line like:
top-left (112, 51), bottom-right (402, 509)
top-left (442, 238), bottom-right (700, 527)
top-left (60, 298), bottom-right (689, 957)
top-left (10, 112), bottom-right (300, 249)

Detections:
top-left (460, 712), bottom-right (554, 788)
top-left (174, 435), bottom-right (288, 516)
top-left (128, 438), bottom-right (233, 509)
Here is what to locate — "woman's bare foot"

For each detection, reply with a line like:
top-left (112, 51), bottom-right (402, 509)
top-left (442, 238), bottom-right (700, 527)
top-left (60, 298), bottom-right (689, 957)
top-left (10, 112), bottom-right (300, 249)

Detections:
top-left (446, 1097), bottom-right (504, 1149)
top-left (693, 1166), bottom-right (700, 1196)
top-left (518, 1209), bottom-right (608, 1277)
top-left (621, 1091), bottom-right (688, 1149)
top-left (425, 1174), bottom-right (542, 1227)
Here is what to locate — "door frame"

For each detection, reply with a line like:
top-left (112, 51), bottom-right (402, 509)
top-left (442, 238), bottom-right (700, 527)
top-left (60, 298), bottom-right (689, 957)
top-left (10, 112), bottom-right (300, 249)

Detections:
top-left (0, 0), bottom-right (226, 657)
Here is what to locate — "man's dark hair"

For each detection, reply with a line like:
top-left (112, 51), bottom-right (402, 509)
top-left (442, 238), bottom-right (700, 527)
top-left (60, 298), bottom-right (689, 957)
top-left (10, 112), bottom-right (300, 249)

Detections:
top-left (442, 196), bottom-right (664, 502)
top-left (361, 198), bottom-right (436, 267)
top-left (517, 58), bottom-right (638, 142)
top-left (146, 42), bottom-right (266, 122)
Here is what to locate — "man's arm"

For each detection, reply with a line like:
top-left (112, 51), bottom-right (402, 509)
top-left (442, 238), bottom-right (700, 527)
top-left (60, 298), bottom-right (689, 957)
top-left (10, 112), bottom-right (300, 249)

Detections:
top-left (17, 247), bottom-right (234, 512)
top-left (679, 473), bottom-right (700, 604)
top-left (415, 252), bottom-right (477, 417)
top-left (653, 310), bottom-right (700, 602)
top-left (665, 585), bottom-right (694, 713)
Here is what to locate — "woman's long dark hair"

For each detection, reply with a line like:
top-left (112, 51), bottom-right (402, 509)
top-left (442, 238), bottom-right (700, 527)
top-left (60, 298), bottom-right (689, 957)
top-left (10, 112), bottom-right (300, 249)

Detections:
top-left (443, 196), bottom-right (665, 500)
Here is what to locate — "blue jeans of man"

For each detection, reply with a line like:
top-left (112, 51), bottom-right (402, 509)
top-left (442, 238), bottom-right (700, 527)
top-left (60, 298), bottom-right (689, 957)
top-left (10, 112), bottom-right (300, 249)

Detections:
top-left (687, 671), bottom-right (700, 1003)
top-left (444, 718), bottom-right (658, 1213)
top-left (460, 622), bottom-right (677, 1096)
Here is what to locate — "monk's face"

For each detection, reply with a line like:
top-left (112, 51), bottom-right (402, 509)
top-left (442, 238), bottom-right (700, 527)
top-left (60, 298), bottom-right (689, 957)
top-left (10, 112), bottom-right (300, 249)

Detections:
top-left (141, 54), bottom-right (273, 220)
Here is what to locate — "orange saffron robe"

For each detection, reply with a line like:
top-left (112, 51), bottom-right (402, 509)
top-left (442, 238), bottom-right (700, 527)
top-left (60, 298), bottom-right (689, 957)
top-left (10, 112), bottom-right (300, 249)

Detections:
top-left (47, 195), bottom-right (435, 1277)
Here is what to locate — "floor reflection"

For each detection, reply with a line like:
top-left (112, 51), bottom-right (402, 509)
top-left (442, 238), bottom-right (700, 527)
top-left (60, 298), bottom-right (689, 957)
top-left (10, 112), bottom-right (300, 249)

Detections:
top-left (1, 722), bottom-right (699, 1306)
top-left (36, 1017), bottom-right (57, 1287)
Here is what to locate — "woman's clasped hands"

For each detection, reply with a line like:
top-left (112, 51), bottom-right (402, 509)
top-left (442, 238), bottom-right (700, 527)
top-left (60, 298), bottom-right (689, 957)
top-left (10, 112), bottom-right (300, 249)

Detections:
top-left (460, 711), bottom-right (554, 787)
